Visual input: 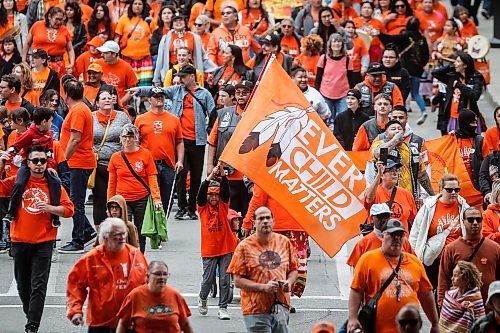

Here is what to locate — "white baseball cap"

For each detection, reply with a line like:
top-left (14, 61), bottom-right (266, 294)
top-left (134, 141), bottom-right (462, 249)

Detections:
top-left (97, 41), bottom-right (120, 54)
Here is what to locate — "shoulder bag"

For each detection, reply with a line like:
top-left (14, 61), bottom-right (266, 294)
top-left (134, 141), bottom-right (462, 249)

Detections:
top-left (422, 216), bottom-right (460, 266)
top-left (88, 117), bottom-right (111, 189)
top-left (358, 253), bottom-right (403, 333)
top-left (360, 187), bottom-right (397, 236)
top-left (119, 18), bottom-right (142, 50)
top-left (467, 237), bottom-right (485, 262)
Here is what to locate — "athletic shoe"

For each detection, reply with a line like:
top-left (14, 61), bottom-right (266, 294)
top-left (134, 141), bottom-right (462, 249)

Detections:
top-left (186, 210), bottom-right (198, 220)
top-left (175, 208), bottom-right (187, 220)
top-left (417, 112), bottom-right (428, 125)
top-left (290, 306), bottom-right (296, 313)
top-left (481, 9), bottom-right (490, 19)
top-left (58, 243), bottom-right (84, 254)
top-left (51, 250), bottom-right (59, 263)
top-left (84, 232), bottom-right (97, 247)
top-left (198, 297), bottom-right (208, 315)
top-left (0, 240), bottom-right (9, 254)
top-left (218, 308), bottom-right (230, 320)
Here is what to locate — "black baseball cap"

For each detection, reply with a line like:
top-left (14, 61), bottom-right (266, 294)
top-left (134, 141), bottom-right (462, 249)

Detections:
top-left (346, 89), bottom-right (361, 100)
top-left (367, 62), bottom-right (385, 75)
top-left (235, 80), bottom-right (254, 91)
top-left (148, 86), bottom-right (166, 97)
top-left (262, 34), bottom-right (280, 47)
top-left (174, 65), bottom-right (196, 77)
top-left (32, 49), bottom-right (48, 59)
top-left (382, 219), bottom-right (405, 234)
top-left (172, 12), bottom-right (185, 21)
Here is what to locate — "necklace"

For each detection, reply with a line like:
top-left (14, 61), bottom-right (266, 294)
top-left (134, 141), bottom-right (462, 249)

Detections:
top-left (384, 253), bottom-right (402, 302)
top-left (47, 28), bottom-right (58, 43)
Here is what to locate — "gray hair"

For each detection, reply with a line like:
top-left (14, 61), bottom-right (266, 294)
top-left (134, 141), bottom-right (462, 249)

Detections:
top-left (148, 260), bottom-right (169, 274)
top-left (195, 14), bottom-right (210, 33)
top-left (491, 180), bottom-right (500, 205)
top-left (121, 124), bottom-right (141, 145)
top-left (99, 217), bottom-right (127, 241)
top-left (327, 33), bottom-right (346, 58)
top-left (281, 17), bottom-right (294, 27)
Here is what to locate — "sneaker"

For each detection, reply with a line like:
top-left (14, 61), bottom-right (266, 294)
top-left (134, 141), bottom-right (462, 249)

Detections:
top-left (218, 308), bottom-right (230, 320)
top-left (198, 297), bottom-right (208, 315)
top-left (175, 208), bottom-right (187, 220)
top-left (84, 232), bottom-right (97, 246)
top-left (290, 306), bottom-right (296, 313)
top-left (58, 243), bottom-right (84, 254)
top-left (186, 210), bottom-right (198, 220)
top-left (481, 9), bottom-right (490, 19)
top-left (85, 194), bottom-right (93, 205)
top-left (416, 112), bottom-right (428, 125)
top-left (51, 217), bottom-right (61, 228)
top-left (51, 250), bottom-right (59, 263)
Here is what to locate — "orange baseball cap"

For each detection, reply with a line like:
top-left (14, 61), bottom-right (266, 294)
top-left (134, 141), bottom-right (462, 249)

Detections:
top-left (312, 321), bottom-right (335, 333)
top-left (87, 63), bottom-right (103, 73)
top-left (87, 35), bottom-right (105, 48)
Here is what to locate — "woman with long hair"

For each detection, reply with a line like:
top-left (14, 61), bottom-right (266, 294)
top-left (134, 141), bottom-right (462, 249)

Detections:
top-left (12, 62), bottom-right (37, 106)
top-left (22, 6), bottom-right (75, 78)
top-left (295, 34), bottom-right (323, 87)
top-left (150, 5), bottom-right (174, 64)
top-left (0, 36), bottom-right (21, 78)
top-left (210, 44), bottom-right (249, 92)
top-left (309, 7), bottom-right (341, 52)
top-left (29, 49), bottom-right (61, 105)
top-left (384, 0), bottom-right (413, 35)
top-left (238, 0), bottom-right (274, 39)
top-left (86, 3), bottom-right (115, 41)
top-left (0, 0), bottom-right (28, 53)
top-left (432, 51), bottom-right (485, 134)
top-left (353, 0), bottom-right (385, 63)
top-left (315, 33), bottom-right (353, 126)
top-left (114, 0), bottom-right (153, 86)
top-left (374, 0), bottom-right (391, 19)
top-left (65, 2), bottom-right (87, 57)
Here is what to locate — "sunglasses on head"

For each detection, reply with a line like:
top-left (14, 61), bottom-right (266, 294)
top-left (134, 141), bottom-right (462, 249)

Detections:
top-left (443, 187), bottom-right (461, 193)
top-left (398, 319), bottom-right (419, 327)
top-left (29, 158), bottom-right (47, 165)
top-left (465, 216), bottom-right (483, 223)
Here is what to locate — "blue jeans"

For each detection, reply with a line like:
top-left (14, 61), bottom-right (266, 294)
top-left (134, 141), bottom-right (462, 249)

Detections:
top-left (409, 76), bottom-right (426, 113)
top-left (483, 0), bottom-right (492, 14)
top-left (70, 168), bottom-right (95, 247)
top-left (155, 161), bottom-right (175, 217)
top-left (324, 96), bottom-right (347, 125)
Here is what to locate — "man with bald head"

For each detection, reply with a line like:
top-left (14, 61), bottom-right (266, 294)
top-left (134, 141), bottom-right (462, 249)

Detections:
top-left (227, 206), bottom-right (298, 332)
top-left (396, 304), bottom-right (422, 333)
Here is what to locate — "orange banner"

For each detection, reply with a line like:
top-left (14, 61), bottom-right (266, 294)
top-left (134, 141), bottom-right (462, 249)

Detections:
top-left (426, 135), bottom-right (483, 207)
top-left (219, 58), bottom-right (367, 258)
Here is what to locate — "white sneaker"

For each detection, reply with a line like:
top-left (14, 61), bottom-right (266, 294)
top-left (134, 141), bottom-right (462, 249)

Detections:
top-left (198, 297), bottom-right (208, 315)
top-left (51, 250), bottom-right (59, 263)
top-left (218, 308), bottom-right (230, 320)
top-left (417, 112), bottom-right (428, 125)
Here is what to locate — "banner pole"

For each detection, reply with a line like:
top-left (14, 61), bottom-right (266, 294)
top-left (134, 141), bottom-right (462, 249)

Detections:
top-left (243, 54), bottom-right (276, 113)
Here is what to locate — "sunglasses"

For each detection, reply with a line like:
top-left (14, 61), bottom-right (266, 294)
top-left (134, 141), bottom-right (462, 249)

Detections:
top-left (29, 158), bottom-right (47, 165)
top-left (395, 4), bottom-right (406, 9)
top-left (194, 23), bottom-right (204, 27)
top-left (398, 319), bottom-right (419, 327)
top-left (465, 216), bottom-right (483, 223)
top-left (443, 187), bottom-right (461, 193)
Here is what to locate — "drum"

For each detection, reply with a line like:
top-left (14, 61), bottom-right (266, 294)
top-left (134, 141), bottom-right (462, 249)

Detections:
top-left (356, 29), bottom-right (372, 49)
top-left (467, 35), bottom-right (490, 59)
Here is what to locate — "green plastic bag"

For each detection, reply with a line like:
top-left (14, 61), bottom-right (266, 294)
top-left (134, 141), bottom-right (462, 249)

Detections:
top-left (141, 196), bottom-right (168, 249)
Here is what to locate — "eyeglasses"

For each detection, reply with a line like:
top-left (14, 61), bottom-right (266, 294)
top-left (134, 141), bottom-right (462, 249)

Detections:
top-left (222, 11), bottom-right (235, 16)
top-left (384, 168), bottom-right (399, 174)
top-left (109, 231), bottom-right (128, 239)
top-left (121, 135), bottom-right (135, 140)
top-left (108, 204), bottom-right (120, 210)
top-left (29, 158), bottom-right (47, 165)
top-left (465, 216), bottom-right (483, 223)
top-left (398, 319), bottom-right (419, 327)
top-left (150, 272), bottom-right (171, 277)
top-left (443, 187), bottom-right (461, 193)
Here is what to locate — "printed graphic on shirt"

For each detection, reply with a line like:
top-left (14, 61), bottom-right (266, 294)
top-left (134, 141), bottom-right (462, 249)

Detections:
top-left (390, 202), bottom-right (404, 220)
top-left (436, 212), bottom-right (460, 234)
top-left (144, 305), bottom-right (174, 317)
top-left (381, 267), bottom-right (414, 299)
top-left (103, 71), bottom-right (121, 86)
top-left (135, 161), bottom-right (144, 173)
top-left (258, 251), bottom-right (281, 270)
top-left (22, 187), bottom-right (48, 214)
top-left (153, 121), bottom-right (163, 134)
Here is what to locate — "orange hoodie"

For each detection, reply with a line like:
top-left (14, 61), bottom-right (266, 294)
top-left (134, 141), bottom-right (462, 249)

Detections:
top-left (483, 204), bottom-right (500, 244)
top-left (66, 244), bottom-right (148, 328)
top-left (243, 185), bottom-right (304, 231)
top-left (207, 24), bottom-right (261, 66)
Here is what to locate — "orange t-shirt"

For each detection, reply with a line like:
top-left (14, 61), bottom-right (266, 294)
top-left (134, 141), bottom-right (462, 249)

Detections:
top-left (180, 92), bottom-right (196, 141)
top-left (56, 3), bottom-right (93, 23)
top-left (416, 1), bottom-right (448, 20)
top-left (32, 68), bottom-right (51, 100)
top-left (6, 130), bottom-right (22, 178)
top-left (484, 127), bottom-right (499, 154)
top-left (239, 9), bottom-right (269, 36)
top-left (95, 58), bottom-right (139, 100)
top-left (199, 32), bottom-right (211, 52)
top-left (197, 194), bottom-right (238, 257)
top-left (0, 176), bottom-right (74, 243)
top-left (427, 200), bottom-right (462, 248)
top-left (107, 147), bottom-right (159, 202)
top-left (347, 231), bottom-right (415, 268)
top-left (457, 137), bottom-right (489, 183)
top-left (460, 20), bottom-right (479, 40)
top-left (331, 2), bottom-right (358, 21)
top-left (352, 121), bottom-right (387, 151)
top-left (5, 100), bottom-right (22, 112)
top-left (115, 16), bottom-right (151, 60)
top-left (135, 111), bottom-right (183, 168)
top-left (30, 21), bottom-right (71, 56)
top-left (168, 31), bottom-right (196, 64)
top-left (74, 50), bottom-right (102, 82)
top-left (385, 15), bottom-right (411, 35)
top-left (280, 35), bottom-right (300, 58)
top-left (105, 247), bottom-right (130, 301)
top-left (59, 102), bottom-right (96, 169)
top-left (353, 17), bottom-right (385, 49)
top-left (351, 249), bottom-right (433, 333)
top-left (415, 11), bottom-right (445, 43)
top-left (83, 85), bottom-right (100, 104)
top-left (216, 66), bottom-right (241, 89)
top-left (347, 35), bottom-right (369, 71)
top-left (117, 284), bottom-right (191, 333)
top-left (21, 90), bottom-right (39, 106)
top-left (205, 0), bottom-right (246, 23)
top-left (364, 185), bottom-right (417, 234)
top-left (295, 54), bottom-right (319, 87)
top-left (85, 20), bottom-right (117, 41)
top-left (227, 233), bottom-right (299, 315)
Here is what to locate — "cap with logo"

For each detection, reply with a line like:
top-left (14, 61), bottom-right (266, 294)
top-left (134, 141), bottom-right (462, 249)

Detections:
top-left (148, 86), bottom-right (167, 97)
top-left (97, 40), bottom-right (120, 54)
top-left (87, 63), bottom-right (103, 73)
top-left (174, 65), bottom-right (196, 77)
top-left (370, 203), bottom-right (392, 217)
top-left (366, 62), bottom-right (386, 75)
top-left (235, 80), bottom-right (254, 91)
top-left (262, 34), bottom-right (280, 47)
top-left (172, 11), bottom-right (185, 21)
top-left (382, 219), bottom-right (405, 233)
top-left (346, 89), bottom-right (362, 101)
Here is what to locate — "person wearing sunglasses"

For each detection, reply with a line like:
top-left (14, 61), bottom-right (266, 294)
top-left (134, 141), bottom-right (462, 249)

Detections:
top-left (116, 260), bottom-right (193, 333)
top-left (410, 173), bottom-right (470, 290)
top-left (396, 304), bottom-right (422, 333)
top-left (438, 207), bottom-right (500, 307)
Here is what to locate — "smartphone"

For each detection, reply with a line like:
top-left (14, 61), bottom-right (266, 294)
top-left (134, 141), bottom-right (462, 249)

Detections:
top-left (380, 147), bottom-right (388, 166)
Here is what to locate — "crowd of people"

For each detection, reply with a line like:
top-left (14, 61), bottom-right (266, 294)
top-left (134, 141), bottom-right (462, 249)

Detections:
top-left (0, 0), bottom-right (498, 333)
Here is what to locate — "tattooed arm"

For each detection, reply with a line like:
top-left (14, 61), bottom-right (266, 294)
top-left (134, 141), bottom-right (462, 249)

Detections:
top-left (418, 170), bottom-right (435, 196)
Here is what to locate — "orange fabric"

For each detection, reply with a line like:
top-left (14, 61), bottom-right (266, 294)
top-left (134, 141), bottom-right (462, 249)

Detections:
top-left (107, 1), bottom-right (130, 25)
top-left (416, 1), bottom-right (448, 20)
top-left (347, 34), bottom-right (369, 71)
top-left (6, 130), bottom-right (21, 178)
top-left (460, 19), bottom-right (478, 40)
top-left (353, 17), bottom-right (385, 50)
top-left (483, 205), bottom-right (500, 244)
top-left (351, 249), bottom-right (433, 333)
top-left (415, 11), bottom-right (445, 43)
top-left (385, 15), bottom-right (411, 35)
top-left (95, 58), bottom-right (139, 100)
top-left (427, 200), bottom-right (462, 249)
top-left (107, 147), bottom-right (160, 202)
top-left (115, 16), bottom-right (151, 60)
top-left (16, 0), bottom-right (27, 12)
top-left (227, 232), bottom-right (299, 314)
top-left (66, 244), bottom-right (148, 328)
top-left (347, 231), bottom-right (415, 267)
top-left (215, 66), bottom-right (241, 89)
top-left (135, 111), bottom-right (183, 168)
top-left (295, 54), bottom-right (319, 86)
top-left (0, 176), bottom-right (74, 243)
top-left (240, 9), bottom-right (270, 36)
top-left (208, 24), bottom-right (261, 65)
top-left (352, 121), bottom-right (387, 151)
top-left (59, 102), bottom-right (96, 169)
top-left (30, 21), bottom-right (71, 56)
top-left (205, 0), bottom-right (246, 23)
top-left (32, 68), bottom-right (50, 101)
top-left (74, 50), bottom-right (102, 82)
top-left (168, 31), bottom-right (195, 64)
top-left (96, 110), bottom-right (118, 126)
top-left (83, 85), bottom-right (100, 104)
top-left (197, 191), bottom-right (238, 257)
top-left (457, 137), bottom-right (489, 185)
top-left (199, 32), bottom-right (211, 52)
top-left (364, 185), bottom-right (417, 234)
top-left (355, 75), bottom-right (404, 106)
top-left (5, 100), bottom-right (21, 112)
top-left (484, 127), bottom-right (500, 154)
top-left (331, 2), bottom-right (358, 21)
top-left (189, 2), bottom-right (205, 28)
top-left (180, 92), bottom-right (196, 140)
top-left (243, 185), bottom-right (303, 231)
top-left (21, 90), bottom-right (39, 106)
top-left (85, 20), bottom-right (117, 41)
top-left (56, 3), bottom-right (93, 23)
top-left (280, 35), bottom-right (300, 58)
top-left (117, 284), bottom-right (191, 333)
